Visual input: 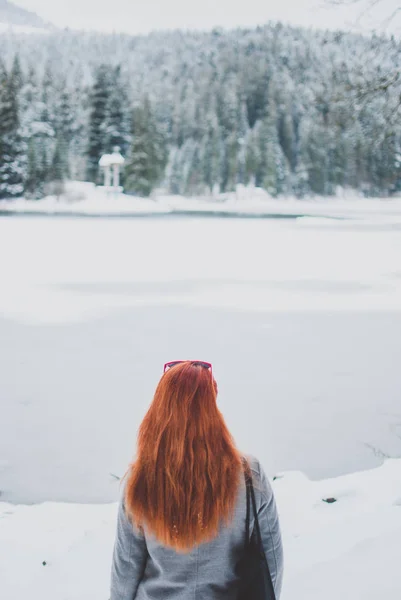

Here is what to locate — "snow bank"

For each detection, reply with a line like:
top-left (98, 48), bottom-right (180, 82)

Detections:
top-left (1, 459), bottom-right (400, 599)
top-left (2, 184), bottom-right (401, 220)
top-left (158, 192), bottom-right (401, 221)
top-left (0, 185), bottom-right (168, 217)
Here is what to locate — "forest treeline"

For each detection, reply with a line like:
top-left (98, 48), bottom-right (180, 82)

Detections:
top-left (0, 23), bottom-right (400, 199)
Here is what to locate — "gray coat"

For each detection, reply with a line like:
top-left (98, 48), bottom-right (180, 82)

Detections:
top-left (110, 455), bottom-right (284, 600)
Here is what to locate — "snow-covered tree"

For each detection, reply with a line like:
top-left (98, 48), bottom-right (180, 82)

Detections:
top-left (105, 66), bottom-right (131, 157)
top-left (86, 64), bottom-right (111, 183)
top-left (124, 97), bottom-right (167, 196)
top-left (0, 23), bottom-right (399, 197)
top-left (0, 62), bottom-right (25, 199)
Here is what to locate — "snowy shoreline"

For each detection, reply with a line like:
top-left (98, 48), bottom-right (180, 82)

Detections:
top-left (2, 184), bottom-right (401, 221)
top-left (1, 459), bottom-right (401, 600)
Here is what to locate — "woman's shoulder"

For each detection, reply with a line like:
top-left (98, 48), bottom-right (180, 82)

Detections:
top-left (243, 454), bottom-right (263, 477)
top-left (243, 454), bottom-right (273, 497)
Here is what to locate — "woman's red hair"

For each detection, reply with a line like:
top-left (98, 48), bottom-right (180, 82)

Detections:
top-left (124, 361), bottom-right (242, 552)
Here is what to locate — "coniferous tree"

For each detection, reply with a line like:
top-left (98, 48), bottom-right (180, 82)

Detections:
top-left (256, 100), bottom-right (291, 196)
top-left (186, 141), bottom-right (204, 194)
top-left (0, 63), bottom-right (25, 199)
top-left (124, 98), bottom-right (167, 196)
top-left (47, 136), bottom-right (66, 199)
top-left (53, 88), bottom-right (74, 179)
top-left (49, 136), bottom-right (66, 182)
top-left (34, 104), bottom-right (54, 187)
top-left (25, 137), bottom-right (39, 197)
top-left (166, 146), bottom-right (182, 195)
top-left (259, 115), bottom-right (277, 195)
top-left (10, 55), bottom-right (23, 93)
top-left (105, 66), bottom-right (131, 157)
top-left (305, 118), bottom-right (331, 195)
top-left (279, 106), bottom-right (296, 172)
top-left (244, 127), bottom-right (260, 186)
top-left (19, 66), bottom-right (40, 197)
top-left (201, 110), bottom-right (222, 193)
top-left (221, 132), bottom-right (240, 192)
top-left (237, 101), bottom-right (250, 186)
top-left (180, 139), bottom-right (198, 194)
top-left (86, 65), bottom-right (111, 182)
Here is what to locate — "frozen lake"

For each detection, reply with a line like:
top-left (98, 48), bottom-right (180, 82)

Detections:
top-left (1, 213), bottom-right (401, 504)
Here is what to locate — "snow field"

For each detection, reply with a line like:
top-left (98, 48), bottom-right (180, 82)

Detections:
top-left (1, 459), bottom-right (400, 599)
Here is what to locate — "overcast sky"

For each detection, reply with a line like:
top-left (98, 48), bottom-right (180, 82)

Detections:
top-left (14, 0), bottom-right (401, 35)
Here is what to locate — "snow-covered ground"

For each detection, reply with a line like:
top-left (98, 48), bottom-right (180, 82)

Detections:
top-left (1, 458), bottom-right (400, 600)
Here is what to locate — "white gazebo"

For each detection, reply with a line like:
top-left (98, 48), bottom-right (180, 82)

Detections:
top-left (99, 147), bottom-right (125, 191)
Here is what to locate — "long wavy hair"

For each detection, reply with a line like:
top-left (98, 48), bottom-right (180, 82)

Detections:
top-left (124, 361), bottom-right (243, 552)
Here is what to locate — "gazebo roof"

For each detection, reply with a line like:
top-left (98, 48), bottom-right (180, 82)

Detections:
top-left (99, 151), bottom-right (125, 167)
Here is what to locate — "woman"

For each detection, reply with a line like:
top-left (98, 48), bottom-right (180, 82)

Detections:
top-left (110, 360), bottom-right (283, 599)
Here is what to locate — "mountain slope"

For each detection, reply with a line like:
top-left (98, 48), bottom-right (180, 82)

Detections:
top-left (0, 0), bottom-right (48, 29)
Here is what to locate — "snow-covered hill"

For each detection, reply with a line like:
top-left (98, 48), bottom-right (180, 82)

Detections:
top-left (0, 0), bottom-right (50, 33)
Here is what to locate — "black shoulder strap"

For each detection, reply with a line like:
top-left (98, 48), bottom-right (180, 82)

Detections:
top-left (243, 458), bottom-right (277, 600)
top-left (242, 457), bottom-right (251, 550)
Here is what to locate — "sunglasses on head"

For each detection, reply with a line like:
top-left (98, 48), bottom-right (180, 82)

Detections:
top-left (163, 361), bottom-right (213, 375)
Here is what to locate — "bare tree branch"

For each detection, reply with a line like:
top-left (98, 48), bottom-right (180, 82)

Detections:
top-left (326, 0), bottom-right (401, 26)
top-left (358, 0), bottom-right (387, 20)
top-left (326, 0), bottom-right (401, 136)
top-left (383, 6), bottom-right (401, 28)
top-left (327, 0), bottom-right (379, 6)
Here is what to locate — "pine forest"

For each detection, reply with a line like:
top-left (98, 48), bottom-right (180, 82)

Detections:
top-left (0, 23), bottom-right (400, 199)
